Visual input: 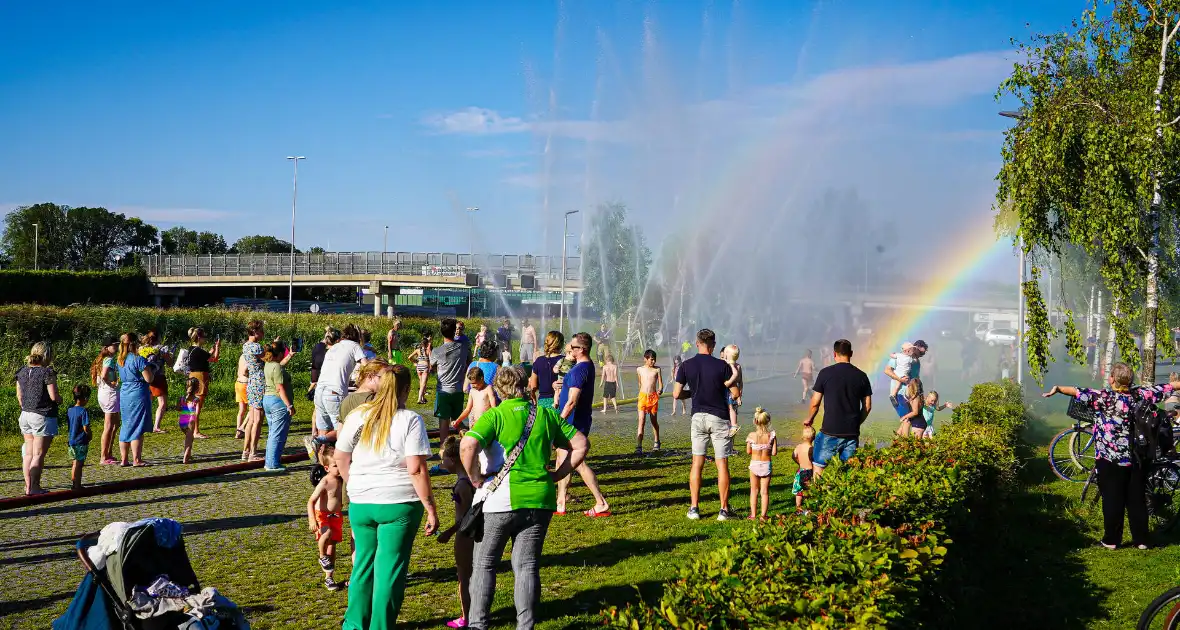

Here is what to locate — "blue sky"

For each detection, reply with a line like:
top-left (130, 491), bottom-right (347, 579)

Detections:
top-left (0, 0), bottom-right (1088, 260)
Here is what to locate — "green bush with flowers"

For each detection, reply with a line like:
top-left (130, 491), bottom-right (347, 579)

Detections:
top-left (602, 380), bottom-right (1026, 629)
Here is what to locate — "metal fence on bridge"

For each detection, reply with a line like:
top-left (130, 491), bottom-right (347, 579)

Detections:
top-left (145, 252), bottom-right (582, 282)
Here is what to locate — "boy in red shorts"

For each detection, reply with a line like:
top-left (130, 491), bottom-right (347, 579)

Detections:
top-left (308, 445), bottom-right (347, 591)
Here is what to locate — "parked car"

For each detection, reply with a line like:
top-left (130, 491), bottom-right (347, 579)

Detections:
top-left (985, 328), bottom-right (1018, 346)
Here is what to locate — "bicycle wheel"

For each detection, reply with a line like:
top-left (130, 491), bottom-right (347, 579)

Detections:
top-left (1138, 585), bottom-right (1180, 630)
top-left (1147, 462), bottom-right (1180, 536)
top-left (1049, 427), bottom-right (1091, 482)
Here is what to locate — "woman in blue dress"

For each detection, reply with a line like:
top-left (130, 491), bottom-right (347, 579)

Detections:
top-left (117, 332), bottom-right (154, 466)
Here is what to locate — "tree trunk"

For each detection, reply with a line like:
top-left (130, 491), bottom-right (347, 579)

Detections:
top-left (1104, 303), bottom-right (1120, 380)
top-left (1144, 12), bottom-right (1176, 384)
top-left (1092, 290), bottom-right (1103, 380)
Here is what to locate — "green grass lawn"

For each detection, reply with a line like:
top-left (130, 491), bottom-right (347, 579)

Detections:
top-left (0, 394), bottom-right (830, 629)
top-left (9, 370), bottom-right (1180, 629)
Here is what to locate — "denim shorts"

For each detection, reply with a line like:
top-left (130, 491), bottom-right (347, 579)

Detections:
top-left (19, 412), bottom-right (58, 437)
top-left (314, 388), bottom-right (344, 432)
top-left (812, 431), bottom-right (858, 468)
top-left (691, 412), bottom-right (733, 458)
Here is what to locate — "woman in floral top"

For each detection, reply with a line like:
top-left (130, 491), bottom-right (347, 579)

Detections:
top-left (241, 320), bottom-right (266, 462)
top-left (1043, 362), bottom-right (1172, 549)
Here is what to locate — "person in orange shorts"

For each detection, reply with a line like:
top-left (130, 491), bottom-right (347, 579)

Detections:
top-left (233, 353), bottom-right (249, 440)
top-left (308, 445), bottom-right (347, 590)
top-left (635, 349), bottom-right (665, 454)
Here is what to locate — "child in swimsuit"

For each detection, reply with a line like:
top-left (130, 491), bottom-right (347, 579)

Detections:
top-left (921, 390), bottom-right (955, 438)
top-left (745, 407), bottom-right (777, 520)
top-left (793, 426), bottom-right (815, 511)
top-left (636, 350), bottom-right (664, 454)
top-left (177, 377), bottom-right (200, 464)
top-left (307, 444), bottom-right (346, 591)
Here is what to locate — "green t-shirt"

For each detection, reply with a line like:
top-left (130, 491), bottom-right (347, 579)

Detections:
top-left (263, 362), bottom-right (290, 397)
top-left (467, 397), bottom-right (576, 512)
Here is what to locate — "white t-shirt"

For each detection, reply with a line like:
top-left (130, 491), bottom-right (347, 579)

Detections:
top-left (336, 407), bottom-right (432, 504)
top-left (318, 340), bottom-right (366, 394)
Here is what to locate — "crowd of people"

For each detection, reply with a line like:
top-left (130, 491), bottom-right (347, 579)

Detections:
top-left (25, 310), bottom-right (1174, 627)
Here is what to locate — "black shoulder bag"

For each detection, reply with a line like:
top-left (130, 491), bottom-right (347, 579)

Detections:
top-left (458, 404), bottom-right (538, 542)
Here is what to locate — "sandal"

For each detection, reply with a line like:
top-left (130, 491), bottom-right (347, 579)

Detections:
top-left (152, 429), bottom-right (166, 434)
top-left (234, 429), bottom-right (245, 440)
top-left (132, 462), bottom-right (150, 468)
top-left (101, 458), bottom-right (118, 465)
top-left (584, 507), bottom-right (612, 518)
top-left (194, 433), bottom-right (210, 439)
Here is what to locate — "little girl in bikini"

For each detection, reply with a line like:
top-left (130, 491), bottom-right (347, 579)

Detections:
top-left (177, 378), bottom-right (200, 464)
top-left (745, 407), bottom-right (777, 520)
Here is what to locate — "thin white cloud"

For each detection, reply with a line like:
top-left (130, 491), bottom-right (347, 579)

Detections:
top-left (422, 50), bottom-right (1013, 143)
top-left (422, 107), bottom-right (529, 134)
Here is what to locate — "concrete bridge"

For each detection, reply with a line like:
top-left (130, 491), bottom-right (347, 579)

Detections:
top-left (144, 252), bottom-right (583, 313)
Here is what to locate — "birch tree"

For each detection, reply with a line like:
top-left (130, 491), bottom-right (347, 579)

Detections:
top-left (997, 0), bottom-right (1180, 383)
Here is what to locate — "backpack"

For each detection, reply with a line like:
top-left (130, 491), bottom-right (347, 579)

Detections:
top-left (1129, 396), bottom-right (1165, 464)
top-left (172, 347), bottom-right (191, 374)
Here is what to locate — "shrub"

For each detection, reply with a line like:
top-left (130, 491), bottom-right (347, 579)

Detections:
top-left (603, 380), bottom-right (1028, 629)
top-left (0, 269), bottom-right (150, 306)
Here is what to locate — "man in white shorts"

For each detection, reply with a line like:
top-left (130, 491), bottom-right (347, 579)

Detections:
top-left (674, 328), bottom-right (741, 521)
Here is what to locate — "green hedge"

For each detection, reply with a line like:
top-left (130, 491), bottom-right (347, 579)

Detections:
top-left (0, 269), bottom-right (151, 306)
top-left (0, 305), bottom-right (508, 432)
top-left (602, 380), bottom-right (1027, 629)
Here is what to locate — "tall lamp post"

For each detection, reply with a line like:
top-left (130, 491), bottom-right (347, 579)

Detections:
top-left (559, 210), bottom-right (579, 334)
top-left (466, 207), bottom-right (479, 317)
top-left (286, 156), bottom-right (306, 314)
top-left (999, 110), bottom-right (1026, 385)
top-left (32, 223), bottom-right (39, 271)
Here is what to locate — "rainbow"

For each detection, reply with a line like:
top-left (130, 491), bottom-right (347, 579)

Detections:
top-left (864, 211), bottom-right (1012, 369)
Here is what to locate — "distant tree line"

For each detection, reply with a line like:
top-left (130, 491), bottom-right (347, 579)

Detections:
top-left (0, 202), bottom-right (297, 270)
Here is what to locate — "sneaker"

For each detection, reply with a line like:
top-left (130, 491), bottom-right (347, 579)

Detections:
top-left (717, 508), bottom-right (734, 521)
top-left (319, 555), bottom-right (334, 572)
top-left (652, 441), bottom-right (661, 451)
top-left (446, 618), bottom-right (468, 629)
top-left (1099, 541), bottom-right (1117, 550)
top-left (324, 576), bottom-right (347, 591)
top-left (263, 466), bottom-right (286, 473)
top-left (686, 506), bottom-right (700, 520)
top-left (635, 446), bottom-right (643, 455)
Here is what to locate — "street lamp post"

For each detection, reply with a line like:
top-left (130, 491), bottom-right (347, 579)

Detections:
top-left (384, 225), bottom-right (388, 254)
top-left (466, 207), bottom-right (479, 318)
top-left (559, 210), bottom-right (579, 334)
top-left (286, 156), bottom-right (306, 315)
top-left (32, 223), bottom-right (38, 271)
top-left (999, 110), bottom-right (1026, 385)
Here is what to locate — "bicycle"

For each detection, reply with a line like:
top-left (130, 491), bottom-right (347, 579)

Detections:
top-left (1078, 457), bottom-right (1180, 537)
top-left (1048, 398), bottom-right (1097, 482)
top-left (1139, 585), bottom-right (1180, 629)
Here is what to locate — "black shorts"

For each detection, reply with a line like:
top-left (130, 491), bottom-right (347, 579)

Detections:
top-left (603, 381), bottom-right (617, 398)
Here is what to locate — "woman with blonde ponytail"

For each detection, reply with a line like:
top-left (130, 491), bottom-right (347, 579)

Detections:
top-left (335, 364), bottom-right (439, 627)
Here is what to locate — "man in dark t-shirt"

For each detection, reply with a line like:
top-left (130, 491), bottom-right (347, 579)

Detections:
top-left (805, 338), bottom-right (872, 476)
top-left (556, 332), bottom-right (610, 517)
top-left (674, 328), bottom-right (740, 521)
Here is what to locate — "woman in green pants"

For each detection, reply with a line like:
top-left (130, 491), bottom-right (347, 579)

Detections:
top-left (336, 364), bottom-right (439, 629)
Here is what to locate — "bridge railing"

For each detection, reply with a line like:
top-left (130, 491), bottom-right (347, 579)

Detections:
top-left (144, 252), bottom-right (582, 282)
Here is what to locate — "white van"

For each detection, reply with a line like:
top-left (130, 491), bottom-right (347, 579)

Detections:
top-left (973, 312), bottom-right (1018, 340)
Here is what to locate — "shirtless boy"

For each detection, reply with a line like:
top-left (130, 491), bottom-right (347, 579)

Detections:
top-left (601, 355), bottom-right (620, 413)
top-left (794, 350), bottom-right (815, 404)
top-left (635, 349), bottom-right (664, 454)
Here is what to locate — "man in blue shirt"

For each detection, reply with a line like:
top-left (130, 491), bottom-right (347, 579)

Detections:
top-left (674, 328), bottom-right (740, 521)
top-left (556, 332), bottom-right (611, 517)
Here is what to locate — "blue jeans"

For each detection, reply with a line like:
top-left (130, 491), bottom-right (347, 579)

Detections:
top-left (812, 431), bottom-right (858, 468)
top-left (263, 395), bottom-right (291, 469)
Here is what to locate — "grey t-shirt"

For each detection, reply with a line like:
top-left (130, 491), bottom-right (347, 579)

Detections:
top-left (431, 340), bottom-right (471, 394)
